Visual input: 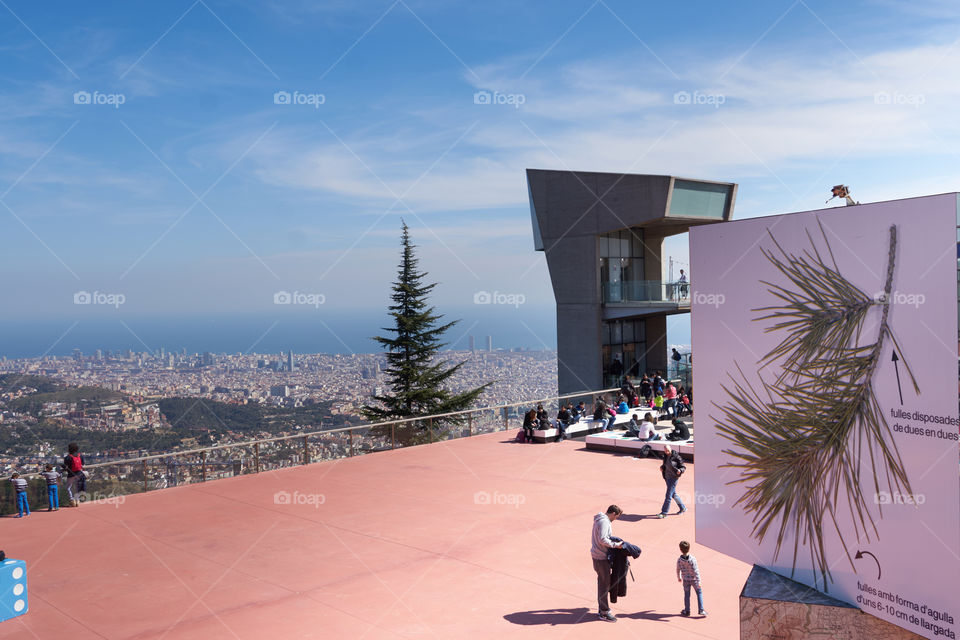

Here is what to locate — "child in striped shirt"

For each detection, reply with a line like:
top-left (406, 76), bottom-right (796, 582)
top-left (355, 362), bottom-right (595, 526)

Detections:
top-left (41, 464), bottom-right (61, 511)
top-left (10, 472), bottom-right (30, 518)
top-left (677, 540), bottom-right (706, 617)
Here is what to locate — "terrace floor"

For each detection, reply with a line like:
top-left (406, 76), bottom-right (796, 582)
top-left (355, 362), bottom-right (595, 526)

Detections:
top-left (1, 430), bottom-right (750, 639)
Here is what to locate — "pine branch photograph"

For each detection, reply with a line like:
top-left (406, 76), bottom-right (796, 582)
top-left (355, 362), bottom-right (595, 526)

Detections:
top-left (712, 220), bottom-right (919, 592)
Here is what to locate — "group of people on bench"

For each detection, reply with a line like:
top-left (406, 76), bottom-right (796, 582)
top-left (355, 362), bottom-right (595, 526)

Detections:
top-left (625, 413), bottom-right (690, 442)
top-left (622, 375), bottom-right (692, 420)
top-left (523, 401), bottom-right (589, 442)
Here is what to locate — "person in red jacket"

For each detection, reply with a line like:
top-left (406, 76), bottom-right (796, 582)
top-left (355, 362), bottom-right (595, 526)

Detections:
top-left (62, 442), bottom-right (86, 507)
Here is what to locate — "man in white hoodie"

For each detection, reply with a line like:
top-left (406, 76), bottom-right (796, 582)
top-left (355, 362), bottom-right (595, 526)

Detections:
top-left (591, 504), bottom-right (624, 622)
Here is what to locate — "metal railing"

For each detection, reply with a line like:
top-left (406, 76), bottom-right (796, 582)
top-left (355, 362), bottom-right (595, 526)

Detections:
top-left (0, 387), bottom-right (620, 513)
top-left (602, 279), bottom-right (691, 304)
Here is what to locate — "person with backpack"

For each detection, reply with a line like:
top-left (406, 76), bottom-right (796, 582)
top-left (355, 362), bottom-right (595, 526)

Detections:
top-left (62, 442), bottom-right (86, 507)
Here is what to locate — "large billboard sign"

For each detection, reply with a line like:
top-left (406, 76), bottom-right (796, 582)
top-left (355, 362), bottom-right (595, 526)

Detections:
top-left (691, 194), bottom-right (960, 639)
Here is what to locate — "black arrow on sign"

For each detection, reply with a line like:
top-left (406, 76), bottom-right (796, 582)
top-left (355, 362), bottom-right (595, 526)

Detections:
top-left (891, 352), bottom-right (903, 405)
top-left (855, 550), bottom-right (881, 580)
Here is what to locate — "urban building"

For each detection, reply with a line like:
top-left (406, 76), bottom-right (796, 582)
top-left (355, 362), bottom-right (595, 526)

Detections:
top-left (527, 169), bottom-right (736, 393)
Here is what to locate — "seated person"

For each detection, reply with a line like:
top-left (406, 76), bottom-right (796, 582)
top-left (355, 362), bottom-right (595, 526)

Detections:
top-left (522, 409), bottom-right (537, 441)
top-left (555, 404), bottom-right (572, 442)
top-left (653, 392), bottom-right (664, 416)
top-left (536, 403), bottom-right (549, 427)
top-left (594, 400), bottom-right (615, 431)
top-left (616, 395), bottom-right (630, 414)
top-left (625, 415), bottom-right (642, 437)
top-left (638, 413), bottom-right (662, 441)
top-left (572, 401), bottom-right (586, 420)
top-left (666, 418), bottom-right (690, 441)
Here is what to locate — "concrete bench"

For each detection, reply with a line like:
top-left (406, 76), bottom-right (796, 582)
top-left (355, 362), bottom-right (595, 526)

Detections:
top-left (584, 429), bottom-right (695, 460)
top-left (530, 408), bottom-right (654, 443)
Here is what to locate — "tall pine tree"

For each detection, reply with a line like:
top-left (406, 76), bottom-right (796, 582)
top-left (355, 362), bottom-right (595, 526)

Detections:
top-left (361, 222), bottom-right (489, 443)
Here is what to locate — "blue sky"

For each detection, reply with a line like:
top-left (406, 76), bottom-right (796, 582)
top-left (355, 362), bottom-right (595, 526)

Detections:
top-left (2, 0), bottom-right (960, 354)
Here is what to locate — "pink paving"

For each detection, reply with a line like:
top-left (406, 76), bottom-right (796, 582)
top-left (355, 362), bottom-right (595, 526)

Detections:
top-left (2, 431), bottom-right (751, 639)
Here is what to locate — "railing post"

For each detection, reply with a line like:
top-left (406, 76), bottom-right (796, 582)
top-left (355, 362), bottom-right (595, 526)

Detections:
top-left (349, 430), bottom-right (354, 457)
top-left (429, 418), bottom-right (433, 443)
top-left (200, 450), bottom-right (207, 482)
top-left (503, 407), bottom-right (508, 431)
top-left (142, 460), bottom-right (148, 493)
top-left (391, 424), bottom-right (395, 450)
top-left (254, 442), bottom-right (260, 474)
top-left (468, 412), bottom-right (473, 437)
top-left (303, 435), bottom-right (310, 465)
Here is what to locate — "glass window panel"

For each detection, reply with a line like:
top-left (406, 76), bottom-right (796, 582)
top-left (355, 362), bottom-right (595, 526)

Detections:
top-left (623, 321), bottom-right (634, 343)
top-left (611, 321), bottom-right (622, 345)
top-left (632, 230), bottom-right (644, 258)
top-left (635, 319), bottom-right (645, 340)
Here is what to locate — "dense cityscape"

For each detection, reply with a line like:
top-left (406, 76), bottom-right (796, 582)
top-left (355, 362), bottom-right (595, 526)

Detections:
top-left (0, 345), bottom-right (559, 474)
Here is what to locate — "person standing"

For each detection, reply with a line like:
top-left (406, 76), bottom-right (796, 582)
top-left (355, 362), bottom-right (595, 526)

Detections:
top-left (677, 540), bottom-right (706, 616)
top-left (10, 472), bottom-right (30, 517)
top-left (591, 505), bottom-right (624, 622)
top-left (41, 464), bottom-right (61, 511)
top-left (63, 442), bottom-right (86, 507)
top-left (657, 445), bottom-right (687, 518)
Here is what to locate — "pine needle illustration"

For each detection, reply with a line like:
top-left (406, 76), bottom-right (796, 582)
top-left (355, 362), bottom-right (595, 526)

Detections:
top-left (713, 221), bottom-right (918, 592)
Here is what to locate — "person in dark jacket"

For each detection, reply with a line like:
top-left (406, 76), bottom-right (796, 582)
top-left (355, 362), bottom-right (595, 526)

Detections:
top-left (666, 419), bottom-right (690, 442)
top-left (522, 410), bottom-right (537, 442)
top-left (62, 442), bottom-right (86, 507)
top-left (657, 445), bottom-right (687, 518)
top-left (556, 404), bottom-right (572, 442)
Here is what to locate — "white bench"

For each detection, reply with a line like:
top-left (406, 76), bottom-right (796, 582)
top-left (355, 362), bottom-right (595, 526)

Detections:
top-left (584, 429), bottom-right (695, 459)
top-left (530, 408), bottom-right (657, 443)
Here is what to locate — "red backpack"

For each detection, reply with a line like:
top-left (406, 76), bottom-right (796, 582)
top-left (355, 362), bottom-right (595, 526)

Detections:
top-left (68, 455), bottom-right (83, 472)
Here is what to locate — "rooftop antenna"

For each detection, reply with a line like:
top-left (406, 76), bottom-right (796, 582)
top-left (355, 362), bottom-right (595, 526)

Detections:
top-left (826, 184), bottom-right (859, 206)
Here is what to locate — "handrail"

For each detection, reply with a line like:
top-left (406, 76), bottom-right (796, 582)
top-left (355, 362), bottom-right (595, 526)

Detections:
top-left (3, 387), bottom-right (621, 477)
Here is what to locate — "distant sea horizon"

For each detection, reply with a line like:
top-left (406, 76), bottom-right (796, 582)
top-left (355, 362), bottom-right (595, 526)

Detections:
top-left (0, 309), bottom-right (693, 359)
